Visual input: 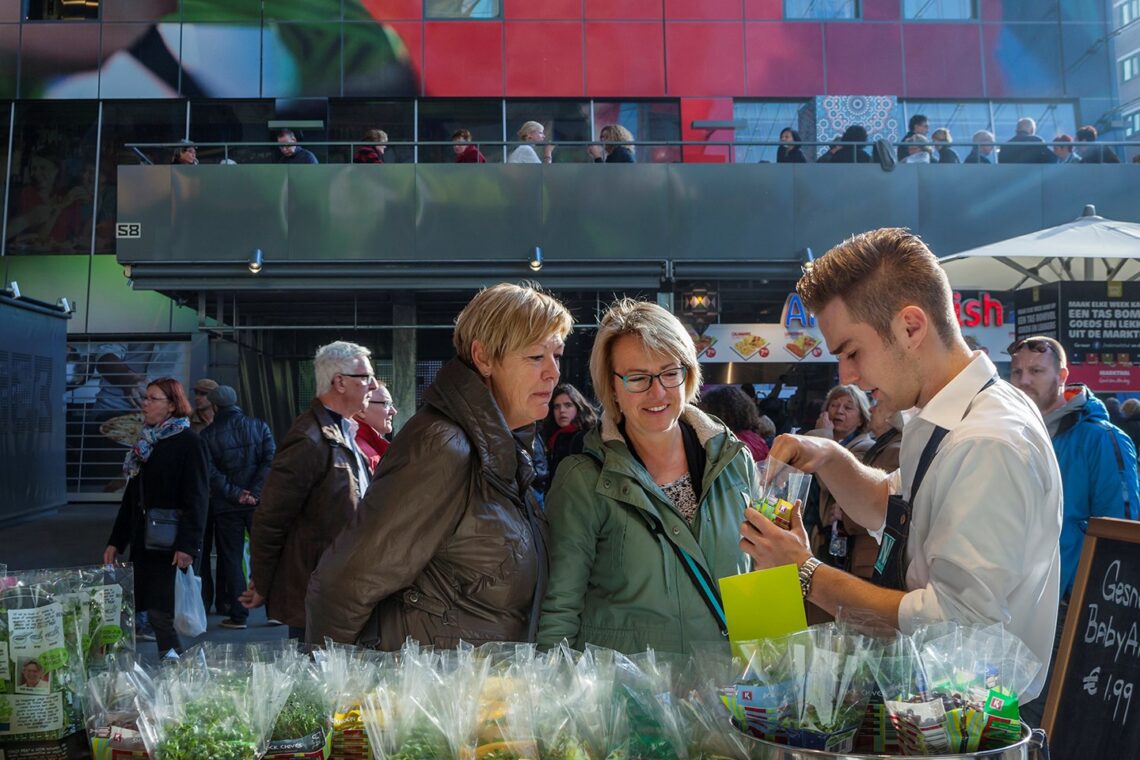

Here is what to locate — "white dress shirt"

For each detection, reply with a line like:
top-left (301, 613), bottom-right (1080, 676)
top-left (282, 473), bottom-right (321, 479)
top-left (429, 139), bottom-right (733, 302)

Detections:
top-left (885, 352), bottom-right (1062, 700)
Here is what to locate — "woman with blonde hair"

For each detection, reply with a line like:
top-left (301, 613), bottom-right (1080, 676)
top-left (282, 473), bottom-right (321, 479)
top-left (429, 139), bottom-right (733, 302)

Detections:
top-left (538, 299), bottom-right (760, 655)
top-left (307, 283), bottom-right (573, 649)
top-left (508, 120), bottom-right (554, 164)
top-left (587, 124), bottom-right (636, 163)
top-left (931, 127), bottom-right (960, 164)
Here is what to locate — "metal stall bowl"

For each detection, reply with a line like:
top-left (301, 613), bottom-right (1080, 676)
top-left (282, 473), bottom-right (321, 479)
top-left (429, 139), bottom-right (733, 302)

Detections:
top-left (730, 721), bottom-right (1049, 760)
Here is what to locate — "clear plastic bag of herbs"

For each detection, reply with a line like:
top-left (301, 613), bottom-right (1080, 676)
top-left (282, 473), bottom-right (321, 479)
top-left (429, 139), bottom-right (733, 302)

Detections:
top-left (0, 570), bottom-right (89, 742)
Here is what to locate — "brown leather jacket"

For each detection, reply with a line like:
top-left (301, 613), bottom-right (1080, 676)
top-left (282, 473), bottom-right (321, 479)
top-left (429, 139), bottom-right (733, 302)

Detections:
top-left (251, 399), bottom-right (364, 628)
top-left (306, 358), bottom-right (548, 649)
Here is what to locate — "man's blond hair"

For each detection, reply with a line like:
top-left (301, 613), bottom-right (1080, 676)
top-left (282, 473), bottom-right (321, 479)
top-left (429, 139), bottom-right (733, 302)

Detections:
top-left (797, 227), bottom-right (959, 347)
top-left (453, 283), bottom-right (572, 364)
top-left (590, 298), bottom-right (702, 422)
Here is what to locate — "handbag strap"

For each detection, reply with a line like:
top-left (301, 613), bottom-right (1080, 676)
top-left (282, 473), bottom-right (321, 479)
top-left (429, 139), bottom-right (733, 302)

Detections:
top-left (641, 512), bottom-right (727, 635)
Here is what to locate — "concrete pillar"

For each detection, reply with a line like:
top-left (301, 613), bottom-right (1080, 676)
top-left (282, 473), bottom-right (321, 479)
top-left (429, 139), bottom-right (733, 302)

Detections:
top-left (391, 295), bottom-right (416, 435)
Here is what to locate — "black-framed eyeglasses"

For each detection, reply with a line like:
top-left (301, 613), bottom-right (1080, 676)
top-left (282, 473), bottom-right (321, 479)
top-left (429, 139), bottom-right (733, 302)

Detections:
top-left (613, 366), bottom-right (688, 393)
top-left (1007, 338), bottom-right (1057, 356)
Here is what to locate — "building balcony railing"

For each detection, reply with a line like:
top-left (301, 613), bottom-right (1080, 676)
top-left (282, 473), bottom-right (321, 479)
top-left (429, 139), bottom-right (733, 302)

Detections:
top-left (116, 158), bottom-right (1139, 293)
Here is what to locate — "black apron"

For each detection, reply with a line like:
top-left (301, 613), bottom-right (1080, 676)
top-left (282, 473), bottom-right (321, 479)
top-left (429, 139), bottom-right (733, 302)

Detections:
top-left (871, 376), bottom-right (996, 590)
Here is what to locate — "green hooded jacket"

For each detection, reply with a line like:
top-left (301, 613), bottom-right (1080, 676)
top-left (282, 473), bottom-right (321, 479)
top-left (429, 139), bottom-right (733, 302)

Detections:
top-left (537, 405), bottom-right (761, 655)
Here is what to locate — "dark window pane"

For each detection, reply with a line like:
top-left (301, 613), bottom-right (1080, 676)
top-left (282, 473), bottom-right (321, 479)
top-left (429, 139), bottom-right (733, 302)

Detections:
top-left (6, 101), bottom-right (98, 255)
top-left (593, 101), bottom-right (681, 163)
top-left (505, 100), bottom-right (590, 163)
top-left (425, 0), bottom-right (501, 19)
top-left (97, 100), bottom-right (186, 252)
top-left (734, 101), bottom-right (813, 163)
top-left (419, 99), bottom-right (503, 163)
top-left (24, 0), bottom-right (100, 20)
top-left (189, 99), bottom-right (277, 164)
top-left (328, 99), bottom-right (415, 163)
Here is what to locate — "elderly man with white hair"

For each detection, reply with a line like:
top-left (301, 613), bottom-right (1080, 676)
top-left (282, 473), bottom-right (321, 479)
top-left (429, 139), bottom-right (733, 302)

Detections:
top-left (1000, 116), bottom-right (1057, 164)
top-left (243, 340), bottom-right (378, 640)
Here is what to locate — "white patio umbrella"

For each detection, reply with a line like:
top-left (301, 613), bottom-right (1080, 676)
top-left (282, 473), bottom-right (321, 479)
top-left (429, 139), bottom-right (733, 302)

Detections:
top-left (939, 205), bottom-right (1140, 290)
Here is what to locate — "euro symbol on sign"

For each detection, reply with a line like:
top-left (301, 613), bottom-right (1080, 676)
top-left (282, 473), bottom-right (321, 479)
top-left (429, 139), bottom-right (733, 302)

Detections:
top-left (1084, 666), bottom-right (1101, 696)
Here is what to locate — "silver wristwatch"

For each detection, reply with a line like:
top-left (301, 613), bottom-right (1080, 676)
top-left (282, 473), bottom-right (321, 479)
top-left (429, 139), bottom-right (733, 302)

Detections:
top-left (798, 557), bottom-right (822, 599)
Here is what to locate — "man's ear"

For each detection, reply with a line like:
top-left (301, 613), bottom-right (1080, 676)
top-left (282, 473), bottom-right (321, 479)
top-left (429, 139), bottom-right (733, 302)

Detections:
top-left (470, 340), bottom-right (494, 378)
top-left (1059, 365), bottom-right (1070, 385)
top-left (892, 305), bottom-right (929, 349)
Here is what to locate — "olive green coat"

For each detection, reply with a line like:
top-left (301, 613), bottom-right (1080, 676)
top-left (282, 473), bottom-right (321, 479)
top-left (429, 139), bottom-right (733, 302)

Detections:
top-left (537, 406), bottom-right (761, 655)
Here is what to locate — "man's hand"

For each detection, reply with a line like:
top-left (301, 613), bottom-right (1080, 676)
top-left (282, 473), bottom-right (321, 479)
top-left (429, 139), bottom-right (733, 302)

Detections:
top-left (239, 582), bottom-right (265, 609)
top-left (586, 144), bottom-right (603, 160)
top-left (740, 500), bottom-right (812, 570)
top-left (103, 545), bottom-right (119, 565)
top-left (815, 409), bottom-right (834, 433)
top-left (172, 551), bottom-right (193, 569)
top-left (768, 433), bottom-right (840, 474)
top-left (542, 143), bottom-right (556, 160)
top-left (239, 490), bottom-right (258, 505)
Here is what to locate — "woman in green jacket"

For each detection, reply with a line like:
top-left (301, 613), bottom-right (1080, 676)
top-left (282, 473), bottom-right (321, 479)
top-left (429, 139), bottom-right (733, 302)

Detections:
top-left (537, 299), bottom-right (760, 655)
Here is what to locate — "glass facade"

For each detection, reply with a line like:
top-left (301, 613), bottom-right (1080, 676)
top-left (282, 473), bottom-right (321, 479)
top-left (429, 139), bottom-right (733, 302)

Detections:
top-left (785, 0), bottom-right (859, 20)
top-left (903, 1), bottom-right (976, 20)
top-left (425, 0), bottom-right (501, 19)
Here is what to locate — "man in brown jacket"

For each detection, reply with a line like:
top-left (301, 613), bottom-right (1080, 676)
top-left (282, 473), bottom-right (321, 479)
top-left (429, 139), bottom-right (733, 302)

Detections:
top-left (241, 341), bottom-right (378, 639)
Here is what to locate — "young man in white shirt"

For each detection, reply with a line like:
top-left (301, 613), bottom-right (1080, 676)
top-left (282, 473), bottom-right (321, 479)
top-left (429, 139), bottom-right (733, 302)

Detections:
top-left (739, 227), bottom-right (1062, 701)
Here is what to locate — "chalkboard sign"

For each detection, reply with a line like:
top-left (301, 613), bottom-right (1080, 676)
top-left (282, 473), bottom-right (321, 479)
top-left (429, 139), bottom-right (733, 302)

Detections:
top-left (1043, 518), bottom-right (1140, 758)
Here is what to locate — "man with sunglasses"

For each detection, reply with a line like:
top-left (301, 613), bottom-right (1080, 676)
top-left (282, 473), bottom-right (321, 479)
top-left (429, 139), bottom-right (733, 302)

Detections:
top-left (245, 341), bottom-right (377, 640)
top-left (1009, 335), bottom-right (1139, 721)
top-left (740, 228), bottom-right (1062, 703)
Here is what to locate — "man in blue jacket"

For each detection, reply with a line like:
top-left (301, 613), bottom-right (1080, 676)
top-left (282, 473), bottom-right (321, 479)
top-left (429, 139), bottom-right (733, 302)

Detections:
top-left (199, 384), bottom-right (276, 629)
top-left (1010, 335), bottom-right (1139, 723)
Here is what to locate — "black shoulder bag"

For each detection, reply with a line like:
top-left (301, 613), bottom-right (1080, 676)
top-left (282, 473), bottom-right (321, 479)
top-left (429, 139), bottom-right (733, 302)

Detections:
top-left (139, 476), bottom-right (181, 552)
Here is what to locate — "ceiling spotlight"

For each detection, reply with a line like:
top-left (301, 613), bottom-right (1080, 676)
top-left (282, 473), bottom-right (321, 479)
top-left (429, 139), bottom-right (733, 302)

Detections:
top-left (529, 246), bottom-right (543, 272)
top-left (122, 265), bottom-right (132, 279)
top-left (5, 281), bottom-right (20, 299)
top-left (57, 297), bottom-right (74, 314)
top-left (249, 248), bottom-right (264, 274)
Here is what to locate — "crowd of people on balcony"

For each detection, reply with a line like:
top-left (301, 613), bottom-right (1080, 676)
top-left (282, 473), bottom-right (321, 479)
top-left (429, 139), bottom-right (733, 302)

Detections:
top-left (776, 113), bottom-right (1128, 165)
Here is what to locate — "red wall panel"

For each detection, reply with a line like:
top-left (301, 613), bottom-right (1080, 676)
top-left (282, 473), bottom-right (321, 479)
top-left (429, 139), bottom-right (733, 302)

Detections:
top-left (505, 22), bottom-right (584, 96)
top-left (680, 97), bottom-right (734, 163)
top-left (824, 23), bottom-right (903, 95)
top-left (903, 24), bottom-right (982, 99)
top-left (503, 0), bottom-right (583, 20)
top-left (584, 0), bottom-right (663, 20)
top-left (745, 22), bottom-right (824, 97)
top-left (665, 22), bottom-right (745, 97)
top-left (861, 0), bottom-right (900, 20)
top-left (744, 0), bottom-right (782, 19)
top-left (361, 0), bottom-right (422, 20)
top-left (584, 22), bottom-right (665, 96)
top-left (665, 0), bottom-right (744, 20)
top-left (423, 22), bottom-right (504, 96)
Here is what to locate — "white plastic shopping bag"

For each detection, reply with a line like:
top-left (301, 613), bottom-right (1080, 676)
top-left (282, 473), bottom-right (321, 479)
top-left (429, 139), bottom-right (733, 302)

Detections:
top-left (173, 565), bottom-right (207, 637)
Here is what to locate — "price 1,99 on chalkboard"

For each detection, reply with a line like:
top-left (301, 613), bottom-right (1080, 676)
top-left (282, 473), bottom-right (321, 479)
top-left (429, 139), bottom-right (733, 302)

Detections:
top-left (1044, 518), bottom-right (1140, 759)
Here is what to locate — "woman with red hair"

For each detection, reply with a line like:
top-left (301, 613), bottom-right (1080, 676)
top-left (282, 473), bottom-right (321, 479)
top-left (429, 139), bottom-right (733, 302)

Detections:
top-left (104, 377), bottom-right (208, 657)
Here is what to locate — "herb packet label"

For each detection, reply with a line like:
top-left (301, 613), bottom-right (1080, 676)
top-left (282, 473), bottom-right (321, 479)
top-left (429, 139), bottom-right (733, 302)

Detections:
top-left (93, 586), bottom-right (123, 630)
top-left (0, 642), bottom-right (8, 686)
top-left (7, 605), bottom-right (65, 664)
top-left (0, 694), bottom-right (64, 736)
